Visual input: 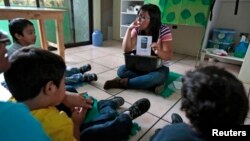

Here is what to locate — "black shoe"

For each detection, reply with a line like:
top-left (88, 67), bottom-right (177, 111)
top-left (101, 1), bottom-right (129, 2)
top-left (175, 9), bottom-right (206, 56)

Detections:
top-left (83, 73), bottom-right (98, 82)
top-left (171, 113), bottom-right (183, 124)
top-left (125, 98), bottom-right (150, 120)
top-left (110, 97), bottom-right (125, 108)
top-left (80, 64), bottom-right (91, 74)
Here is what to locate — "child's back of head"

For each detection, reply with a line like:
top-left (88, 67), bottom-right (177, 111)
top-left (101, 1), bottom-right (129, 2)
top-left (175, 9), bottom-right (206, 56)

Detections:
top-left (4, 47), bottom-right (66, 102)
top-left (181, 66), bottom-right (249, 135)
top-left (9, 18), bottom-right (36, 46)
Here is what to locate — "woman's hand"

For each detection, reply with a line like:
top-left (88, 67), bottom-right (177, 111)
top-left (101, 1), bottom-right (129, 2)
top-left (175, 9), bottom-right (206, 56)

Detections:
top-left (151, 39), bottom-right (173, 60)
top-left (62, 91), bottom-right (93, 110)
top-left (151, 39), bottom-right (161, 55)
top-left (128, 19), bottom-right (141, 31)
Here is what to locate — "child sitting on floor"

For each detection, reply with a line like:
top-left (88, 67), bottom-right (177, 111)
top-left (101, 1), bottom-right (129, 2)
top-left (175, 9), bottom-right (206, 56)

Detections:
top-left (7, 18), bottom-right (97, 88)
top-left (4, 47), bottom-right (150, 141)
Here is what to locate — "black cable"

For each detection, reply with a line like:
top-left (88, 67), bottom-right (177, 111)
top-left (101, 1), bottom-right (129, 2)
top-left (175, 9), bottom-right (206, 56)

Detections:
top-left (209, 0), bottom-right (216, 21)
top-left (234, 0), bottom-right (239, 15)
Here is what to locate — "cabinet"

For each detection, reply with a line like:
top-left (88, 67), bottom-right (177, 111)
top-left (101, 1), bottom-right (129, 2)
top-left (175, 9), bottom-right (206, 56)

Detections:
top-left (120, 0), bottom-right (144, 38)
top-left (198, 0), bottom-right (250, 66)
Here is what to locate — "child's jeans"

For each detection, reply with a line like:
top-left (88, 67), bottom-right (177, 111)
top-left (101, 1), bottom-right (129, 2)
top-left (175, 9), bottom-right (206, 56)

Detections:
top-left (65, 73), bottom-right (84, 85)
top-left (117, 65), bottom-right (169, 89)
top-left (65, 67), bottom-right (81, 77)
top-left (80, 99), bottom-right (133, 141)
top-left (65, 67), bottom-right (84, 85)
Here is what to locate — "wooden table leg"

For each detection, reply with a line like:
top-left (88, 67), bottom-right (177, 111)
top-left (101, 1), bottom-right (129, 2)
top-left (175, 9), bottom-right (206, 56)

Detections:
top-left (55, 19), bottom-right (65, 59)
top-left (37, 19), bottom-right (48, 50)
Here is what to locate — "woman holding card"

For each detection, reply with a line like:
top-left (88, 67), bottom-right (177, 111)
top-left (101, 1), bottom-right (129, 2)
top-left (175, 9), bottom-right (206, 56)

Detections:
top-left (104, 4), bottom-right (173, 94)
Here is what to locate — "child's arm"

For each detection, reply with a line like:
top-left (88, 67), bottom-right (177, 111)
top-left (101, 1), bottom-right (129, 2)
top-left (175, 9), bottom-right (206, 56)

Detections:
top-left (71, 107), bottom-right (87, 141)
top-left (63, 92), bottom-right (93, 109)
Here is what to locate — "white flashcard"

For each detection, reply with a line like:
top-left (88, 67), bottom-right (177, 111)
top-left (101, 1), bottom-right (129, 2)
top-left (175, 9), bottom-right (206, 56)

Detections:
top-left (136, 35), bottom-right (152, 56)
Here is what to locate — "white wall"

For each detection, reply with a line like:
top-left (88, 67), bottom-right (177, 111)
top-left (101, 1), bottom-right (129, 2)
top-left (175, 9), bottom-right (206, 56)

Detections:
top-left (93, 0), bottom-right (101, 31)
top-left (172, 25), bottom-right (205, 56)
top-left (101, 0), bottom-right (113, 40)
top-left (113, 0), bottom-right (121, 41)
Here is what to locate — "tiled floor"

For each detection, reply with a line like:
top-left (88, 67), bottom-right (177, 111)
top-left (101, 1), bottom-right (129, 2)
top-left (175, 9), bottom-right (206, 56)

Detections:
top-left (1, 40), bottom-right (250, 141)
top-left (64, 40), bottom-right (250, 141)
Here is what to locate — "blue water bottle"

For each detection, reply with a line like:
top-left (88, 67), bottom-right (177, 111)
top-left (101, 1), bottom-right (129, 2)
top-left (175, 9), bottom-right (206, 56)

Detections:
top-left (92, 30), bottom-right (103, 46)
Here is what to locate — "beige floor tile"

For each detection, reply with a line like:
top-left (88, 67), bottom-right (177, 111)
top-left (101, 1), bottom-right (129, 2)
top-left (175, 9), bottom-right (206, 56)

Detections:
top-left (93, 45), bottom-right (123, 55)
top-left (117, 90), bottom-right (182, 117)
top-left (140, 119), bottom-right (170, 141)
top-left (162, 99), bottom-right (189, 123)
top-left (65, 45), bottom-right (92, 55)
top-left (78, 49), bottom-right (111, 60)
top-left (177, 56), bottom-right (197, 66)
top-left (65, 53), bottom-right (88, 65)
top-left (76, 84), bottom-right (111, 101)
top-left (89, 70), bottom-right (124, 95)
top-left (92, 54), bottom-right (125, 69)
top-left (198, 59), bottom-right (217, 67)
top-left (168, 53), bottom-right (188, 65)
top-left (67, 60), bottom-right (110, 74)
top-left (169, 63), bottom-right (195, 75)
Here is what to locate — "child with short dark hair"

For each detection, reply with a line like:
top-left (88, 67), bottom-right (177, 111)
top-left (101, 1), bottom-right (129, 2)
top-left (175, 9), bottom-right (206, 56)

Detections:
top-left (7, 18), bottom-right (97, 89)
top-left (0, 30), bottom-right (51, 141)
top-left (150, 66), bottom-right (249, 141)
top-left (4, 47), bottom-right (150, 141)
top-left (8, 18), bottom-right (36, 56)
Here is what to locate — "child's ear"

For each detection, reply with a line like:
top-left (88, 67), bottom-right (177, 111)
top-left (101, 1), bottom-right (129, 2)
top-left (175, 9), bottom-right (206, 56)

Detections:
top-left (14, 33), bottom-right (23, 40)
top-left (43, 81), bottom-right (56, 96)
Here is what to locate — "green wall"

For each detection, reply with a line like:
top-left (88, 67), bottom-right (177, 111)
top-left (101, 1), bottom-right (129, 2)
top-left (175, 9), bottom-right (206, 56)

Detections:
top-left (144, 0), bottom-right (212, 27)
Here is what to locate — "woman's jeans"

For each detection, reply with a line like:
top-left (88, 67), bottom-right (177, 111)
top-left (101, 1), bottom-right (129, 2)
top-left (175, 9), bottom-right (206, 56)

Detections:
top-left (117, 65), bottom-right (169, 89)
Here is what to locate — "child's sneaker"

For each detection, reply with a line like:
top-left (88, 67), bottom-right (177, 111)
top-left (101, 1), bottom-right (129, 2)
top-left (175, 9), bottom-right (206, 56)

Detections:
top-left (110, 97), bottom-right (125, 108)
top-left (80, 64), bottom-right (91, 74)
top-left (83, 73), bottom-right (98, 82)
top-left (124, 98), bottom-right (150, 120)
top-left (171, 113), bottom-right (183, 124)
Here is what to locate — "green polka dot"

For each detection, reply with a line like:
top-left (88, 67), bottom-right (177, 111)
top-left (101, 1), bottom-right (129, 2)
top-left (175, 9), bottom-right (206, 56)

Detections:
top-left (172, 0), bottom-right (181, 5)
top-left (202, 0), bottom-right (210, 5)
top-left (166, 12), bottom-right (176, 22)
top-left (195, 13), bottom-right (205, 23)
top-left (181, 9), bottom-right (191, 19)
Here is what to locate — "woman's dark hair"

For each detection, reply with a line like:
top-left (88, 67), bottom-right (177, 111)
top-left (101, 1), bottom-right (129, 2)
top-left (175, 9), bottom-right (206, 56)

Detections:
top-left (138, 4), bottom-right (161, 42)
top-left (181, 66), bottom-right (249, 137)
